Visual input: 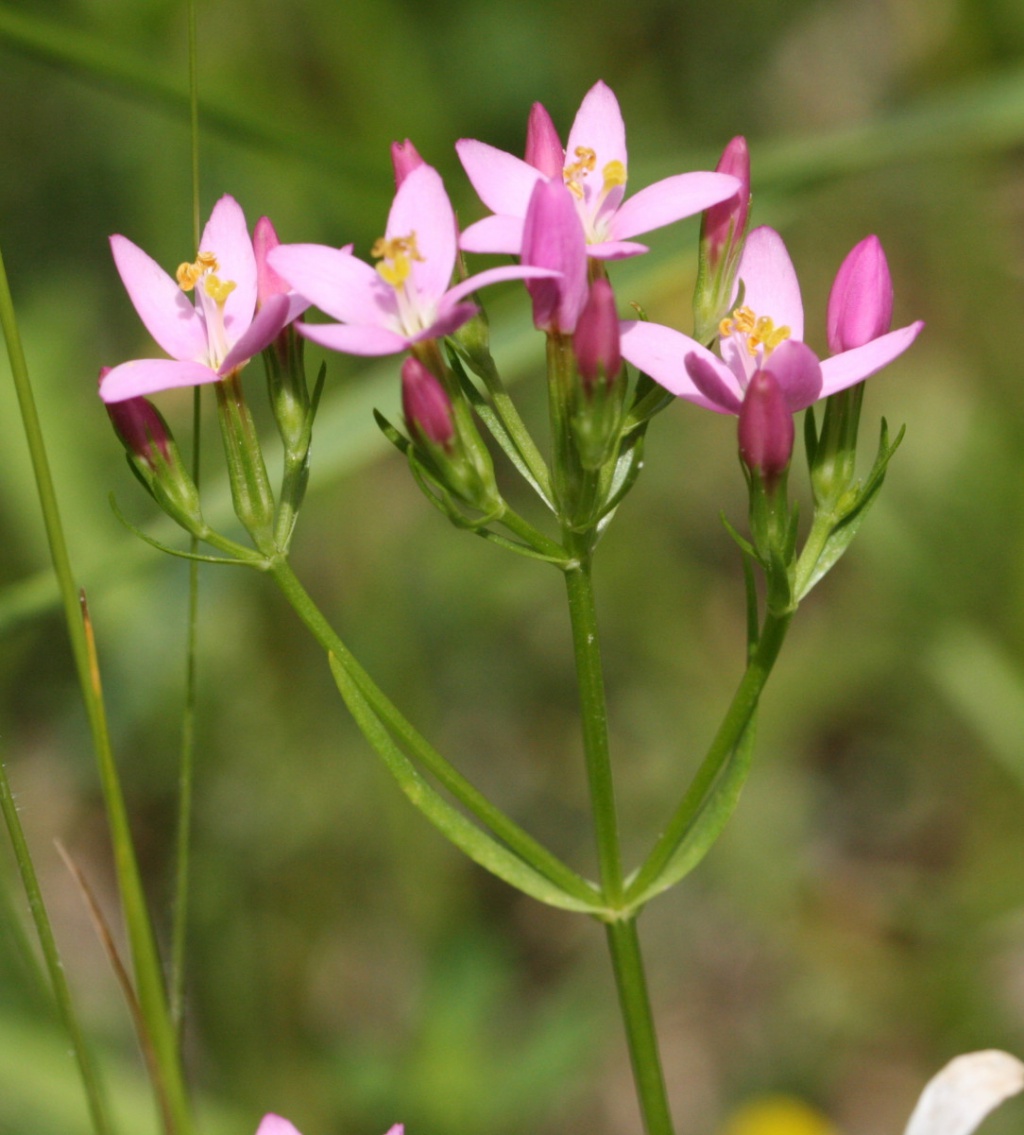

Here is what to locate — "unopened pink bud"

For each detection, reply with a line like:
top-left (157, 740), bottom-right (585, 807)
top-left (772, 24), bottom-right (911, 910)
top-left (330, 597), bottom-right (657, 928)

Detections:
top-left (702, 136), bottom-right (750, 266)
top-left (827, 235), bottom-right (894, 354)
top-left (101, 369), bottom-right (173, 466)
top-left (525, 103), bottom-right (564, 178)
top-left (391, 139), bottom-right (425, 188)
top-left (522, 179), bottom-right (588, 334)
top-left (573, 279), bottom-right (621, 390)
top-left (253, 216), bottom-right (290, 308)
top-left (738, 369), bottom-right (794, 487)
top-left (401, 357), bottom-right (454, 448)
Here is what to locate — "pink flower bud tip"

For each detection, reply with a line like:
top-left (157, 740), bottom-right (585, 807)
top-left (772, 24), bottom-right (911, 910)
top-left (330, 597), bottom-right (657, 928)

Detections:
top-left (573, 279), bottom-right (622, 389)
top-left (703, 136), bottom-right (750, 262)
top-left (391, 139), bottom-right (425, 188)
top-left (738, 369), bottom-right (794, 486)
top-left (401, 356), bottom-right (454, 448)
top-left (525, 102), bottom-right (564, 178)
top-left (827, 235), bottom-right (894, 354)
top-left (101, 367), bottom-right (173, 463)
top-left (253, 216), bottom-right (290, 307)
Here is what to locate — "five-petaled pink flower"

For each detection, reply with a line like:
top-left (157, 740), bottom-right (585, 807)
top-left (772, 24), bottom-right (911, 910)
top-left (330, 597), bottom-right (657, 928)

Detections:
top-left (100, 196), bottom-right (297, 404)
top-left (267, 163), bottom-right (557, 358)
top-left (619, 226), bottom-right (924, 414)
top-left (456, 81), bottom-right (741, 260)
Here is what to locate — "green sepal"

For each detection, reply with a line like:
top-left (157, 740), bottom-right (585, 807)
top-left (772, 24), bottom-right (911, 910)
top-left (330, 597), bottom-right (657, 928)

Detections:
top-left (328, 654), bottom-right (607, 916)
top-left (720, 512), bottom-right (757, 559)
top-left (373, 407), bottom-right (412, 455)
top-left (797, 418), bottom-right (904, 601)
top-left (451, 351), bottom-right (554, 509)
top-left (596, 425), bottom-right (647, 521)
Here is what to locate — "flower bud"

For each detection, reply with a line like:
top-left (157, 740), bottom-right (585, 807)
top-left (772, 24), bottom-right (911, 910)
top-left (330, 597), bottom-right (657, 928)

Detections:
top-left (391, 139), bottom-right (425, 188)
top-left (253, 216), bottom-right (289, 308)
top-left (521, 179), bottom-right (587, 335)
top-left (401, 356), bottom-right (455, 449)
top-left (573, 279), bottom-right (621, 392)
top-left (702, 137), bottom-right (750, 267)
top-left (738, 369), bottom-right (794, 489)
top-left (827, 235), bottom-right (894, 354)
top-left (693, 136), bottom-right (751, 346)
top-left (525, 103), bottom-right (564, 178)
top-left (102, 368), bottom-right (204, 529)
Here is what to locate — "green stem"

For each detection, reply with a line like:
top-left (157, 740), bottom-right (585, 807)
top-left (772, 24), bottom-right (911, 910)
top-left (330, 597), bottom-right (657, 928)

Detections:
top-left (560, 543), bottom-right (673, 1134)
top-left (627, 611), bottom-right (792, 904)
top-left (605, 919), bottom-right (675, 1135)
top-left (0, 755), bottom-right (114, 1135)
top-left (562, 552), bottom-right (623, 903)
top-left (0, 241), bottom-right (193, 1135)
top-left (172, 0), bottom-right (201, 1037)
top-left (268, 557), bottom-right (600, 906)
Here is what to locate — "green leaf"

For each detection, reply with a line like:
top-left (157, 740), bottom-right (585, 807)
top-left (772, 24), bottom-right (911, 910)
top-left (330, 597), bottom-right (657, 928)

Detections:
top-left (797, 419), bottom-right (905, 600)
top-left (328, 655), bottom-right (607, 916)
top-left (625, 717), bottom-right (758, 908)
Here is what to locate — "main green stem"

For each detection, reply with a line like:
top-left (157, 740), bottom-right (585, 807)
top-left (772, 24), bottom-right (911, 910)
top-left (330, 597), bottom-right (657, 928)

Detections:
top-left (562, 547), bottom-right (674, 1135)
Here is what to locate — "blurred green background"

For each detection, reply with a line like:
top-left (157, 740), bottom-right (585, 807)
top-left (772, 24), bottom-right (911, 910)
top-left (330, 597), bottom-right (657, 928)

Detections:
top-left (2, 0), bottom-right (1024, 1133)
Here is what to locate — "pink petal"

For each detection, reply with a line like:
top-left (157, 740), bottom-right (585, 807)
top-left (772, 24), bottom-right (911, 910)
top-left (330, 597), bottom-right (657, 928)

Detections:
top-left (456, 138), bottom-right (543, 217)
top-left (269, 244), bottom-right (388, 328)
top-left (99, 358), bottom-right (217, 402)
top-left (255, 1116), bottom-right (303, 1135)
top-left (619, 321), bottom-right (738, 411)
top-left (586, 239), bottom-right (649, 260)
top-left (199, 195), bottom-right (257, 347)
top-left (767, 340), bottom-right (822, 411)
top-left (444, 263), bottom-right (561, 307)
top-left (685, 352), bottom-right (744, 413)
top-left (415, 301), bottom-right (479, 342)
top-left (566, 80), bottom-right (627, 179)
top-left (611, 172), bottom-right (742, 242)
top-left (386, 164), bottom-right (456, 306)
top-left (219, 293), bottom-right (291, 373)
top-left (110, 235), bottom-right (205, 362)
top-left (459, 214), bottom-right (527, 256)
top-left (297, 320), bottom-right (410, 357)
top-left (818, 321), bottom-right (924, 395)
top-left (735, 226), bottom-right (804, 341)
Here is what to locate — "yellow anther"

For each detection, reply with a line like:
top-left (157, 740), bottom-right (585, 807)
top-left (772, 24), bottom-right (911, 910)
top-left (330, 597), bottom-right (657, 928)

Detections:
top-left (602, 160), bottom-right (627, 188)
top-left (372, 233), bottom-right (423, 289)
top-left (203, 274), bottom-right (237, 304)
top-left (720, 305), bottom-right (790, 357)
top-left (176, 250), bottom-right (220, 292)
top-left (564, 146), bottom-right (598, 198)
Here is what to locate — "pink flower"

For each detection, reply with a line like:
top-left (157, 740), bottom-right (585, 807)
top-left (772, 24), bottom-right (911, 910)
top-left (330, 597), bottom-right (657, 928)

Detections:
top-left (267, 164), bottom-right (557, 357)
top-left (620, 226), bottom-right (924, 413)
top-left (254, 1119), bottom-right (405, 1135)
top-left (100, 196), bottom-right (297, 404)
top-left (456, 81), bottom-right (741, 260)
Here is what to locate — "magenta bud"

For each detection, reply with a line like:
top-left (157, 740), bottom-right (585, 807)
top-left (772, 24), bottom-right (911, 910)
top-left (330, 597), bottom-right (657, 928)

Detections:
top-left (401, 356), bottom-right (455, 448)
top-left (701, 136), bottom-right (750, 266)
top-left (101, 369), bottom-right (173, 467)
top-left (253, 216), bottom-right (290, 308)
top-left (827, 235), bottom-right (894, 354)
top-left (738, 369), bottom-right (794, 487)
top-left (573, 279), bottom-right (622, 390)
top-left (522, 179), bottom-right (588, 334)
top-left (391, 139), bottom-right (425, 188)
top-left (525, 102), bottom-right (564, 178)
